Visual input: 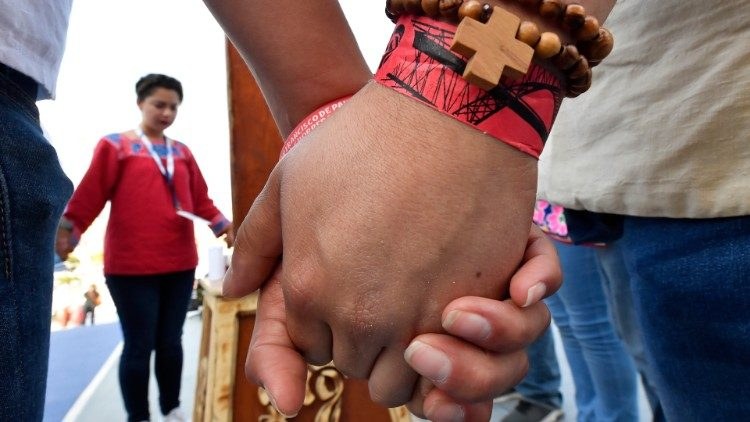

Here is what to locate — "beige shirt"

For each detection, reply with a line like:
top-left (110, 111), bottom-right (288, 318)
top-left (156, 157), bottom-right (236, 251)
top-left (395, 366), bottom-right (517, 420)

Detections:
top-left (538, 0), bottom-right (750, 218)
top-left (0, 0), bottom-right (73, 99)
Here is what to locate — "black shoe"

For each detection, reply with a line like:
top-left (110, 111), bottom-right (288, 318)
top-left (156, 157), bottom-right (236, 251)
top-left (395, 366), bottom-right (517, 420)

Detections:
top-left (501, 398), bottom-right (564, 422)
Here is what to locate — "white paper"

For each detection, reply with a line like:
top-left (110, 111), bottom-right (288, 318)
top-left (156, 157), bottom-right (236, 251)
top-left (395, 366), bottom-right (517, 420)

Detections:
top-left (176, 209), bottom-right (211, 225)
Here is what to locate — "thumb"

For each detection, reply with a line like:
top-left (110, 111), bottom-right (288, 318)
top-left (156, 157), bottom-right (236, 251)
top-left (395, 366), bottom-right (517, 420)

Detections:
top-left (509, 225), bottom-right (563, 308)
top-left (246, 275), bottom-right (308, 417)
top-left (222, 168), bottom-right (283, 298)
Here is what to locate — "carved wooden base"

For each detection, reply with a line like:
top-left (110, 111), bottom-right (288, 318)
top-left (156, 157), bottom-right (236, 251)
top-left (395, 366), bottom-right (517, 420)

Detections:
top-left (193, 281), bottom-right (410, 422)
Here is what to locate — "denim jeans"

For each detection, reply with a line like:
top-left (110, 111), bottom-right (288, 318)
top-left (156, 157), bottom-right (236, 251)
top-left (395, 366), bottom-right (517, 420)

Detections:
top-left (548, 243), bottom-right (638, 422)
top-left (615, 216), bottom-right (750, 421)
top-left (106, 269), bottom-right (194, 422)
top-left (515, 327), bottom-right (563, 408)
top-left (0, 64), bottom-right (72, 421)
top-left (517, 243), bottom-right (639, 421)
top-left (597, 243), bottom-right (664, 421)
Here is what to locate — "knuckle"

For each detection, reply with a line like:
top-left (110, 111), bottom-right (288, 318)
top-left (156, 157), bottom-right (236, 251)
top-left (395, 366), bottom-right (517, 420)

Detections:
top-left (342, 292), bottom-right (383, 340)
top-left (369, 383), bottom-right (411, 408)
top-left (282, 262), bottom-right (319, 311)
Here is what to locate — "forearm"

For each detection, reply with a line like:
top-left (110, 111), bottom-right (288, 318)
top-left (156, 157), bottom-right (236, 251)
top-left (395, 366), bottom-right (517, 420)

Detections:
top-left (202, 0), bottom-right (372, 136)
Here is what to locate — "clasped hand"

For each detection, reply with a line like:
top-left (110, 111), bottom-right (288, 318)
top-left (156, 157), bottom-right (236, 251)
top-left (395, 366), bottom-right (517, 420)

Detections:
top-left (223, 83), bottom-right (561, 420)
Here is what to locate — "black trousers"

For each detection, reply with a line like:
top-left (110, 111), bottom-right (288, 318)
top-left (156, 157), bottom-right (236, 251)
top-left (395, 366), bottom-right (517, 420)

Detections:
top-left (106, 269), bottom-right (194, 422)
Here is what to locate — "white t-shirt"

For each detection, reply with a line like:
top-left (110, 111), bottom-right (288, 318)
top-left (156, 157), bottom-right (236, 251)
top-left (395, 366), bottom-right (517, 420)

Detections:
top-left (538, 0), bottom-right (750, 218)
top-left (0, 0), bottom-right (73, 100)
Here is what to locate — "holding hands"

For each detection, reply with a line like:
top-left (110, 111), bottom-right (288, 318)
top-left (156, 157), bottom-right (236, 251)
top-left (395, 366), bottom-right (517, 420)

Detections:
top-left (222, 83), bottom-right (562, 419)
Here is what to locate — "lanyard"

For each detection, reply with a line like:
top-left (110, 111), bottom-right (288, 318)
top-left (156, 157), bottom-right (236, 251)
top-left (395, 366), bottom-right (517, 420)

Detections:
top-left (136, 128), bottom-right (174, 184)
top-left (136, 128), bottom-right (179, 208)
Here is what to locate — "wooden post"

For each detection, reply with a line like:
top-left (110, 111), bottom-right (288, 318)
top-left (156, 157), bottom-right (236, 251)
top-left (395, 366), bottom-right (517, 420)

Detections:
top-left (226, 41), bottom-right (282, 221)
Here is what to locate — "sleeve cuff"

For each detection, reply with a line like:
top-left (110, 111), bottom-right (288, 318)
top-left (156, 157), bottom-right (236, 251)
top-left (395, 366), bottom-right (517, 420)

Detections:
top-left (209, 216), bottom-right (231, 237)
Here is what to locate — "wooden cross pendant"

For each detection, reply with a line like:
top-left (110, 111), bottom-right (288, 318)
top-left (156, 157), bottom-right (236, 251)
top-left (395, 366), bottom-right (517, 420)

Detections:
top-left (450, 6), bottom-right (534, 90)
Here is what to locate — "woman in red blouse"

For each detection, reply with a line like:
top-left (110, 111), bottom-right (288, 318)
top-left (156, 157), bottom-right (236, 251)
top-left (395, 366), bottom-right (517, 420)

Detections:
top-left (56, 74), bottom-right (232, 422)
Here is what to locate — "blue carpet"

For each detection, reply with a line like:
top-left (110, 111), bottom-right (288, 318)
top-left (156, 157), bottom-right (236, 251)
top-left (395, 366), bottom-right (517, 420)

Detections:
top-left (44, 322), bottom-right (122, 421)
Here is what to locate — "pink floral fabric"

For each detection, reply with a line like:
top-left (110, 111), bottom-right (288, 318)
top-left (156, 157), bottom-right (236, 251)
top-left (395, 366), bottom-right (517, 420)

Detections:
top-left (533, 200), bottom-right (572, 243)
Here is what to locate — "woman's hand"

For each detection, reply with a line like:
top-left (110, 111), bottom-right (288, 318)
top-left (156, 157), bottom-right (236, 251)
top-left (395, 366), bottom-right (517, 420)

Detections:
top-left (405, 225), bottom-right (561, 421)
top-left (220, 223), bottom-right (235, 248)
top-left (243, 225), bottom-right (562, 419)
top-left (55, 218), bottom-right (77, 261)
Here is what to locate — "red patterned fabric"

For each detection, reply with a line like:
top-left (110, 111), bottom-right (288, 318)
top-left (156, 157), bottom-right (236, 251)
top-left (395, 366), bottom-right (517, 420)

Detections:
top-left (374, 14), bottom-right (563, 158)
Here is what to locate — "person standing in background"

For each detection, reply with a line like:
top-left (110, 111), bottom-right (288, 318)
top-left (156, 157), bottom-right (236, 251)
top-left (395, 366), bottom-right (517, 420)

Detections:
top-left (82, 283), bottom-right (101, 325)
top-left (56, 74), bottom-right (234, 422)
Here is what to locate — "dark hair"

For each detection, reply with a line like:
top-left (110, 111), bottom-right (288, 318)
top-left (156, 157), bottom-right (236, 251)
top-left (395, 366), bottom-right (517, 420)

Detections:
top-left (135, 73), bottom-right (183, 102)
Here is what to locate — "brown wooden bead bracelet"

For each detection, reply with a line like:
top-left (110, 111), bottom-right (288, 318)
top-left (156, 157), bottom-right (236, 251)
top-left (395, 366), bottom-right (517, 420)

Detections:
top-left (385, 0), bottom-right (614, 97)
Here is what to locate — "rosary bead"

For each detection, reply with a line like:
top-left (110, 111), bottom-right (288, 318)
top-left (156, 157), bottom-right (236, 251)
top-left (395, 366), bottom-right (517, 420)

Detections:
top-left (388, 0), bottom-right (405, 14)
top-left (404, 0), bottom-right (423, 13)
top-left (535, 31), bottom-right (562, 58)
top-left (517, 21), bottom-right (541, 47)
top-left (567, 67), bottom-right (592, 97)
top-left (421, 0), bottom-right (441, 16)
top-left (439, 0), bottom-right (463, 19)
top-left (563, 4), bottom-right (586, 30)
top-left (574, 15), bottom-right (600, 41)
top-left (458, 0), bottom-right (483, 21)
top-left (385, 0), bottom-right (404, 14)
top-left (553, 44), bottom-right (580, 70)
top-left (567, 56), bottom-right (589, 79)
top-left (480, 3), bottom-right (493, 22)
top-left (580, 27), bottom-right (614, 65)
top-left (539, 0), bottom-right (564, 20)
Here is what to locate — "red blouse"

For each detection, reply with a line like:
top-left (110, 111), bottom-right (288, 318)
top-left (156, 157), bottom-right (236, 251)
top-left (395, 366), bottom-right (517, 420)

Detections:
top-left (64, 133), bottom-right (230, 275)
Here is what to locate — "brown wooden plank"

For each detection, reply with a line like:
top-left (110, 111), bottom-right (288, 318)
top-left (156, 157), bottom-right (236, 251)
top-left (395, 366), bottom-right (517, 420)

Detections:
top-left (226, 41), bottom-right (282, 227)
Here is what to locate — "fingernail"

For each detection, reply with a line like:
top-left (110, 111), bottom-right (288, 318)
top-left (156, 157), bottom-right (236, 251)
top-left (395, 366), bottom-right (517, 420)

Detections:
top-left (404, 341), bottom-right (451, 385)
top-left (524, 282), bottom-right (547, 307)
top-left (427, 402), bottom-right (465, 422)
top-left (266, 388), bottom-right (298, 418)
top-left (443, 310), bottom-right (491, 341)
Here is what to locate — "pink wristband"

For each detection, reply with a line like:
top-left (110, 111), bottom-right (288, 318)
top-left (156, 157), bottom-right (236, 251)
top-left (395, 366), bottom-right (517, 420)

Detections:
top-left (375, 14), bottom-right (563, 158)
top-left (281, 96), bottom-right (352, 157)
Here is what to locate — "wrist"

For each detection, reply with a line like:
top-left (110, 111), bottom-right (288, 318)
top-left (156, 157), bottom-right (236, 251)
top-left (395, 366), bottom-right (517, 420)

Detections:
top-left (58, 216), bottom-right (74, 232)
top-left (282, 95), bottom-right (353, 157)
top-left (58, 216), bottom-right (81, 249)
top-left (355, 81), bottom-right (537, 187)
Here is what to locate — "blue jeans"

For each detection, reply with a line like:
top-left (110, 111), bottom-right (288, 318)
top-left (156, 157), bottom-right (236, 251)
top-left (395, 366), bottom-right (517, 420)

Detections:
top-left (106, 270), bottom-right (194, 422)
top-left (516, 327), bottom-right (563, 408)
top-left (615, 216), bottom-right (750, 421)
top-left (597, 243), bottom-right (664, 421)
top-left (549, 243), bottom-right (638, 422)
top-left (0, 64), bottom-right (72, 421)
